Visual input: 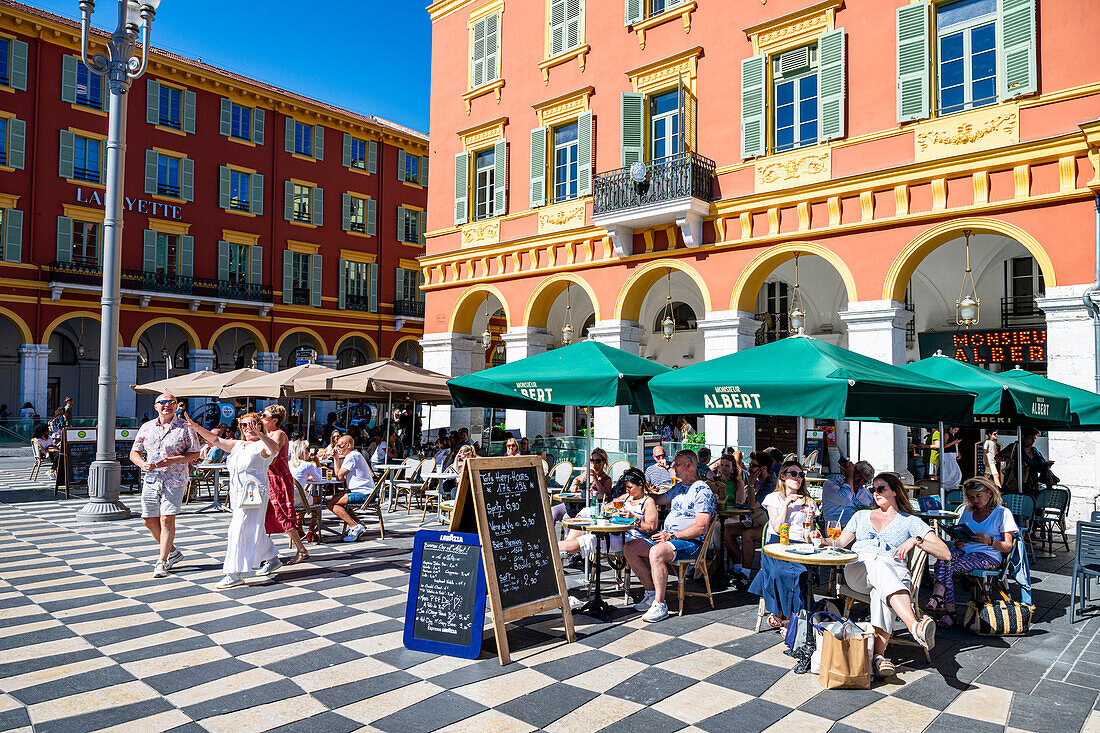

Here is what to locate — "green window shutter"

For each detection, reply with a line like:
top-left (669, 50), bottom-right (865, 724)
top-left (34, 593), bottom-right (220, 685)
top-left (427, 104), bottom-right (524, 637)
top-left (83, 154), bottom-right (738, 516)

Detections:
top-left (565, 0), bottom-right (581, 49)
top-left (183, 90), bottom-right (196, 134)
top-left (10, 40), bottom-right (28, 91)
top-left (398, 150), bottom-right (407, 181)
top-left (530, 126), bottom-right (547, 208)
top-left (998, 0), bottom-right (1036, 99)
top-left (396, 268), bottom-right (405, 303)
top-left (397, 205), bottom-right (405, 242)
top-left (484, 13), bottom-right (500, 83)
top-left (342, 133), bottom-right (352, 167)
top-left (369, 262), bottom-right (379, 313)
top-left (740, 55), bottom-right (766, 159)
top-left (219, 98), bottom-right (232, 136)
top-left (146, 79), bottom-right (160, 125)
top-left (61, 55), bottom-right (77, 103)
top-left (420, 156), bottom-right (429, 187)
top-left (313, 125), bottom-right (324, 160)
top-left (58, 130), bottom-right (75, 178)
top-left (549, 0), bottom-right (567, 57)
top-left (896, 2), bottom-right (930, 123)
top-left (419, 211), bottom-right (427, 246)
top-left (311, 187), bottom-right (323, 226)
top-left (368, 141), bottom-right (378, 173)
top-left (341, 192), bottom-right (351, 231)
top-left (625, 0), bottom-right (643, 26)
top-left (251, 173), bottom-right (263, 215)
top-left (218, 240), bottom-right (229, 281)
top-left (366, 198), bottom-right (377, 236)
top-left (493, 138), bottom-right (507, 215)
top-left (4, 209), bottom-right (22, 263)
top-left (284, 117), bottom-right (295, 153)
top-left (577, 111), bottom-right (593, 196)
top-left (818, 28), bottom-right (846, 143)
top-left (144, 150), bottom-right (158, 195)
top-left (56, 216), bottom-right (72, 262)
top-left (282, 249), bottom-right (293, 304)
top-left (143, 229), bottom-right (157, 272)
top-left (8, 119), bottom-right (25, 170)
top-left (310, 253), bottom-right (322, 307)
top-left (338, 259), bottom-right (347, 309)
top-left (283, 180), bottom-right (294, 221)
top-left (454, 151), bottom-right (469, 225)
top-left (179, 235), bottom-right (194, 277)
top-left (181, 158), bottom-right (194, 202)
top-left (667, 0), bottom-right (684, 9)
top-left (620, 92), bottom-right (644, 167)
top-left (472, 17), bottom-right (486, 88)
top-left (253, 109), bottom-right (265, 145)
top-left (249, 244), bottom-right (262, 285)
top-left (219, 165), bottom-right (231, 208)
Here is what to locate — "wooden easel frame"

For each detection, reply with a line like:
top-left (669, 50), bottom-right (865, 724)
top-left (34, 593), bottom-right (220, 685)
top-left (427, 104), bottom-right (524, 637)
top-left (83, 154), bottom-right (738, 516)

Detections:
top-left (450, 455), bottom-right (576, 665)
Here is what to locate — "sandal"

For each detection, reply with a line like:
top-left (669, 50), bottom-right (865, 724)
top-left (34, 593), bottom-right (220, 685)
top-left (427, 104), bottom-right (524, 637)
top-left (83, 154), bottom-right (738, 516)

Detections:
top-left (873, 654), bottom-right (896, 677)
top-left (937, 613), bottom-right (956, 629)
top-left (285, 550), bottom-right (310, 566)
top-left (912, 616), bottom-right (937, 651)
top-left (923, 593), bottom-right (945, 614)
top-left (767, 614), bottom-right (785, 630)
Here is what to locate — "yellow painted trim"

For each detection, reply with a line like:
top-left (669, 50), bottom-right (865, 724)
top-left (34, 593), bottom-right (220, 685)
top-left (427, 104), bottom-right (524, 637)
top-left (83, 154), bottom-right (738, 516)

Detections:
top-left (62, 203), bottom-right (104, 223)
top-left (226, 162), bottom-right (258, 174)
top-left (744, 0), bottom-right (841, 55)
top-left (428, 0), bottom-right (479, 22)
top-left (290, 177), bottom-right (319, 188)
top-left (390, 335), bottom-right (423, 359)
top-left (449, 283), bottom-right (512, 332)
top-left (225, 208), bottom-right (257, 218)
top-left (274, 327), bottom-right (328, 355)
top-left (68, 126), bottom-right (107, 141)
top-left (628, 46), bottom-right (702, 96)
top-left (346, 230), bottom-right (373, 240)
top-left (882, 217), bottom-right (1057, 302)
top-left (522, 272), bottom-right (600, 329)
top-left (401, 203), bottom-right (425, 213)
top-left (533, 86), bottom-right (594, 127)
top-left (289, 220), bottom-right (319, 230)
top-left (151, 193), bottom-right (187, 205)
top-left (290, 152), bottom-right (318, 164)
top-left (221, 229), bottom-right (261, 246)
top-left (0, 109), bottom-right (15, 120)
top-left (333, 331), bottom-right (379, 358)
top-left (469, 0), bottom-right (504, 24)
top-left (730, 241), bottom-right (857, 313)
top-left (153, 124), bottom-right (187, 138)
top-left (401, 180), bottom-right (425, 191)
top-left (66, 178), bottom-right (105, 190)
top-left (152, 146), bottom-right (187, 159)
top-left (147, 218), bottom-right (191, 236)
top-left (228, 136), bottom-right (256, 148)
top-left (462, 78), bottom-right (506, 112)
top-left (615, 259), bottom-right (712, 322)
top-left (0, 193), bottom-right (19, 209)
top-left (0, 305), bottom-right (33, 344)
top-left (69, 103), bottom-right (107, 118)
top-left (286, 240), bottom-right (320, 255)
top-left (207, 322), bottom-right (270, 353)
top-left (339, 249), bottom-right (377, 264)
top-left (458, 116), bottom-right (509, 152)
top-left (129, 317), bottom-right (201, 350)
top-left (345, 190), bottom-right (373, 201)
top-left (398, 258), bottom-right (421, 270)
top-left (538, 45), bottom-right (590, 85)
top-left (42, 311), bottom-right (101, 344)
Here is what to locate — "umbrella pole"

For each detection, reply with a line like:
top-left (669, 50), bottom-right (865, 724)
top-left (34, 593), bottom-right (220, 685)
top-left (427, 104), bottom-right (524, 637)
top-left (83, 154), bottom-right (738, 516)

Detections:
top-left (1017, 425), bottom-right (1023, 493)
top-left (938, 420), bottom-right (946, 510)
top-left (425, 402), bottom-right (432, 456)
top-left (797, 417), bottom-right (804, 463)
top-left (410, 401), bottom-right (417, 455)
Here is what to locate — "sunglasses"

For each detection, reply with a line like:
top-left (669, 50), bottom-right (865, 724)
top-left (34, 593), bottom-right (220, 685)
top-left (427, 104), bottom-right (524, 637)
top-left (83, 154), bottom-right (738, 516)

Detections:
top-left (654, 454), bottom-right (666, 460)
top-left (871, 485), bottom-right (891, 494)
top-left (239, 421), bottom-right (258, 428)
top-left (155, 399), bottom-right (176, 406)
top-left (784, 471), bottom-right (804, 478)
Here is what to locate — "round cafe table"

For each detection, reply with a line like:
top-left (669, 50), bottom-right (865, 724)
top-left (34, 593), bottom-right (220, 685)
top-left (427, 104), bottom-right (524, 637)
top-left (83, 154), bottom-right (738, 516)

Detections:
top-left (715, 506), bottom-right (752, 589)
top-left (762, 543), bottom-right (857, 655)
top-left (562, 517), bottom-right (632, 623)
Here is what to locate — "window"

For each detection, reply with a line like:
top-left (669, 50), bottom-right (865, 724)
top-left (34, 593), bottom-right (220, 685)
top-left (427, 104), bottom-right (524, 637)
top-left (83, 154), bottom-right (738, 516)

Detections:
top-left (157, 155), bottom-right (180, 197)
top-left (0, 118), bottom-right (5, 166)
top-left (76, 63), bottom-right (103, 110)
top-left (396, 267), bottom-right (425, 305)
top-left (144, 151), bottom-right (193, 201)
top-left (291, 251), bottom-right (311, 304)
top-left (232, 105), bottom-right (251, 140)
top-left (219, 167), bottom-right (263, 215)
top-left (73, 135), bottom-right (101, 182)
top-left (349, 138), bottom-right (366, 169)
top-left (158, 84), bottom-right (182, 129)
top-left (397, 207), bottom-right (426, 245)
top-left (0, 37), bottom-right (26, 91)
top-left (0, 38), bottom-right (8, 87)
top-left (219, 99), bottom-right (265, 144)
top-left (455, 139), bottom-right (507, 225)
top-left (154, 233), bottom-right (179, 275)
top-left (936, 0), bottom-right (997, 115)
top-left (292, 184), bottom-right (311, 222)
top-left (530, 110), bottom-right (591, 208)
top-left (347, 197), bottom-right (365, 233)
top-left (394, 340), bottom-right (423, 367)
top-left (294, 122), bottom-right (312, 157)
top-left (229, 170), bottom-right (250, 212)
top-left (756, 281), bottom-right (791, 344)
top-left (226, 242), bottom-right (249, 284)
top-left (0, 206), bottom-right (23, 263)
top-left (552, 122), bottom-right (579, 202)
top-left (218, 239), bottom-right (260, 296)
top-left (403, 153), bottom-right (418, 183)
top-left (620, 84), bottom-right (696, 166)
top-left (142, 228), bottom-right (193, 282)
top-left (339, 260), bottom-right (375, 312)
top-left (1002, 255), bottom-right (1045, 327)
top-left (71, 221), bottom-right (99, 266)
top-left (285, 119), bottom-right (323, 160)
top-left (284, 182), bottom-right (323, 226)
top-left (547, 0), bottom-right (582, 57)
top-left (772, 45), bottom-right (818, 154)
top-left (650, 89), bottom-right (680, 160)
top-left (470, 11), bottom-right (500, 89)
top-left (474, 147), bottom-right (496, 221)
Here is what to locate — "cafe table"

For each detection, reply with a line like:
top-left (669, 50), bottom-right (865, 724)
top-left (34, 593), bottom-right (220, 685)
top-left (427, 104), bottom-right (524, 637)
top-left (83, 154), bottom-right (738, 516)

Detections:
top-left (301, 477), bottom-right (346, 542)
top-left (762, 543), bottom-right (857, 658)
top-left (374, 463), bottom-right (408, 507)
top-left (715, 506), bottom-right (752, 589)
top-left (562, 517), bottom-right (632, 623)
top-left (422, 470), bottom-right (457, 524)
top-left (194, 462), bottom-right (228, 513)
top-left (914, 508), bottom-right (960, 540)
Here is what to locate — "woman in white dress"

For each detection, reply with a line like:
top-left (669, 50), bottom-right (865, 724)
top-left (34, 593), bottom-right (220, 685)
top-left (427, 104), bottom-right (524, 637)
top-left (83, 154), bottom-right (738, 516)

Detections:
top-left (185, 411), bottom-right (283, 590)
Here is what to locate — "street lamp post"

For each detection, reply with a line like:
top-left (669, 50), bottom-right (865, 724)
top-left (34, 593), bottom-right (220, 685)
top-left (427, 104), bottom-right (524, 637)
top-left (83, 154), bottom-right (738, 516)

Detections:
top-left (75, 0), bottom-right (160, 523)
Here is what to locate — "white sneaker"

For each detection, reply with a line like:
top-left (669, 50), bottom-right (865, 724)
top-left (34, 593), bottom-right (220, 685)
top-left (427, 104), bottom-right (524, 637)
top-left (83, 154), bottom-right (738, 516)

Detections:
top-left (643, 600), bottom-right (669, 623)
top-left (152, 561), bottom-right (168, 579)
top-left (343, 525), bottom-right (366, 542)
top-left (255, 557), bottom-right (282, 576)
top-left (214, 573), bottom-right (243, 590)
top-left (633, 590), bottom-right (656, 612)
top-left (569, 595), bottom-right (584, 610)
top-left (164, 549), bottom-right (183, 571)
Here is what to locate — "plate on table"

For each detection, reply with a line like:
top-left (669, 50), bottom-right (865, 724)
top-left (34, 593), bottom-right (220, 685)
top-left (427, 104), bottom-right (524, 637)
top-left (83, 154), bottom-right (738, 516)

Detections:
top-left (785, 545), bottom-right (821, 556)
top-left (562, 518), bottom-right (591, 528)
top-left (556, 493), bottom-right (584, 501)
top-left (609, 516), bottom-right (636, 526)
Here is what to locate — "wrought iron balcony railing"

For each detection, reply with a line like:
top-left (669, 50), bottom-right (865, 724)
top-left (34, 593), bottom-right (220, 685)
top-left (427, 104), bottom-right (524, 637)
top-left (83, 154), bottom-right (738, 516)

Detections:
top-left (1001, 294), bottom-right (1044, 328)
top-left (394, 299), bottom-right (425, 318)
top-left (47, 262), bottom-right (272, 302)
top-left (344, 293), bottom-right (373, 312)
top-left (592, 151), bottom-right (716, 216)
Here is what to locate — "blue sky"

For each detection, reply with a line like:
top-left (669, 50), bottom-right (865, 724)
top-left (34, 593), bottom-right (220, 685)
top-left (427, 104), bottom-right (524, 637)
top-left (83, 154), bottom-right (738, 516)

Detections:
top-left (31, 0), bottom-right (432, 133)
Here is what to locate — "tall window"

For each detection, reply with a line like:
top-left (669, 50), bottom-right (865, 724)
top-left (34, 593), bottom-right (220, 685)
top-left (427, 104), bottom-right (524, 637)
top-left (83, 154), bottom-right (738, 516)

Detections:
top-left (293, 122), bottom-right (312, 157)
top-left (470, 11), bottom-right (500, 89)
top-left (159, 85), bottom-right (182, 128)
top-left (647, 0), bottom-right (666, 17)
top-left (936, 0), bottom-right (997, 115)
top-left (552, 122), bottom-right (578, 202)
top-left (292, 184), bottom-right (312, 222)
top-left (649, 89), bottom-right (680, 161)
top-left (227, 242), bottom-right (249, 284)
top-left (349, 138), bottom-right (367, 170)
top-left (75, 63), bottom-right (103, 110)
top-left (229, 170), bottom-right (250, 211)
top-left (72, 221), bottom-right (99, 266)
top-left (547, 0), bottom-right (582, 57)
top-left (231, 104), bottom-right (251, 140)
top-left (347, 196), bottom-right (366, 233)
top-left (474, 147), bottom-right (496, 221)
top-left (772, 44), bottom-right (819, 154)
top-left (344, 260), bottom-right (369, 305)
top-left (291, 251), bottom-right (310, 304)
top-left (154, 232), bottom-right (179, 275)
top-left (157, 155), bottom-right (180, 197)
top-left (756, 281), bottom-right (791, 343)
top-left (0, 118), bottom-right (6, 166)
top-left (396, 267), bottom-right (424, 303)
top-left (0, 38), bottom-right (8, 87)
top-left (402, 153), bottom-right (419, 183)
top-left (73, 136), bottom-right (101, 183)
top-left (399, 207), bottom-right (422, 244)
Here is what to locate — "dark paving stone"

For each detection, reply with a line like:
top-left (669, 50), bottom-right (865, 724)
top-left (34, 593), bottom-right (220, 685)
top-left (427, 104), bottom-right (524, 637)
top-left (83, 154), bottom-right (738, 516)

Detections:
top-left (706, 660), bottom-right (789, 697)
top-left (497, 683), bottom-right (598, 729)
top-left (10, 664), bottom-right (136, 704)
top-left (890, 672), bottom-right (969, 709)
top-left (38, 592), bottom-right (122, 613)
top-left (606, 666), bottom-right (695, 707)
top-left (372, 690), bottom-right (488, 733)
top-left (111, 633), bottom-right (217, 663)
top-left (36, 697), bottom-right (174, 733)
top-left (267, 711), bottom-right (361, 733)
top-left (0, 624), bottom-right (74, 652)
top-left (264, 644), bottom-right (363, 677)
top-left (697, 697), bottom-right (790, 732)
top-left (57, 603), bottom-right (150, 625)
top-left (597, 706), bottom-right (686, 733)
top-left (130, 585), bottom-right (206, 603)
top-left (426, 657), bottom-right (513, 688)
top-left (0, 595), bottom-right (36, 609)
top-left (798, 688), bottom-right (886, 720)
top-left (0, 706), bottom-right (31, 731)
top-left (217, 628), bottom-right (319, 658)
top-left (5, 570), bottom-right (74, 585)
top-left (644, 611), bottom-right (718, 637)
top-left (248, 593), bottom-right (326, 611)
top-left (372, 601), bottom-right (412, 619)
top-left (715, 631), bottom-right (786, 659)
top-left (83, 620), bottom-right (181, 647)
top-left (627, 637), bottom-right (705, 665)
top-left (323, 588), bottom-right (395, 606)
top-left (532, 649), bottom-right (618, 681)
top-left (182, 678), bottom-right (306, 720)
top-left (327, 618), bottom-right (404, 643)
top-left (1067, 670), bottom-right (1100, 689)
top-left (313, 670), bottom-right (420, 709)
top-left (283, 605), bottom-right (362, 630)
top-left (1008, 685), bottom-right (1095, 733)
top-left (0, 648), bottom-right (103, 679)
top-left (373, 647), bottom-right (438, 670)
top-left (1033, 678), bottom-right (1100, 707)
top-left (575, 624), bottom-right (638, 649)
top-left (924, 712), bottom-right (1006, 733)
top-left (977, 653), bottom-right (1050, 692)
top-left (191, 610), bottom-right (277, 635)
top-left (144, 657), bottom-right (255, 696)
top-left (828, 724), bottom-right (872, 733)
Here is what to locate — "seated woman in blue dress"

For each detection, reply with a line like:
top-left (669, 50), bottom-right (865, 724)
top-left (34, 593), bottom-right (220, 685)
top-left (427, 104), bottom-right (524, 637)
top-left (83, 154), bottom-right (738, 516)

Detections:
top-left (748, 460), bottom-right (818, 630)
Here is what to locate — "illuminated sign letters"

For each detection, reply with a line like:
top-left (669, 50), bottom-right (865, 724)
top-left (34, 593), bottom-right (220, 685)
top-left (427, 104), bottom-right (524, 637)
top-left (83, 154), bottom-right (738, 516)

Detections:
top-left (917, 328), bottom-right (1046, 366)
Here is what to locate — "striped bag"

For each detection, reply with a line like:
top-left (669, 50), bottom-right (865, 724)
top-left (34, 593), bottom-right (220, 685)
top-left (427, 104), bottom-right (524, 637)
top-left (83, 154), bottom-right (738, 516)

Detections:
top-left (963, 589), bottom-right (1034, 636)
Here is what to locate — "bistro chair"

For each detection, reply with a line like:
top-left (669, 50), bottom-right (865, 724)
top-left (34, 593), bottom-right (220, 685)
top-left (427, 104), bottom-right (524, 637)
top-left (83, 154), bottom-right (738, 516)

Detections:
top-left (293, 479), bottom-right (324, 544)
top-left (549, 461), bottom-right (574, 489)
top-left (29, 438), bottom-right (46, 482)
top-left (944, 490), bottom-right (965, 512)
top-left (1070, 522), bottom-right (1100, 623)
top-left (840, 544), bottom-right (932, 662)
top-left (387, 457), bottom-right (422, 512)
top-left (1032, 487), bottom-right (1071, 554)
top-left (422, 465), bottom-right (458, 523)
top-left (666, 519), bottom-right (718, 615)
top-left (804, 449), bottom-right (820, 474)
top-left (1002, 493), bottom-right (1036, 554)
top-left (609, 459), bottom-right (631, 483)
top-left (347, 482), bottom-right (386, 541)
top-left (965, 533), bottom-right (1020, 606)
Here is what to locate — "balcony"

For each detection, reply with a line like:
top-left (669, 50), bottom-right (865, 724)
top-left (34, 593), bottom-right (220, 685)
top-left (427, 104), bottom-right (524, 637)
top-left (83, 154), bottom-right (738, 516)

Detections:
top-left (393, 299), bottom-right (425, 318)
top-left (591, 150), bottom-right (716, 256)
top-left (1001, 295), bottom-right (1044, 328)
top-left (344, 293), bottom-right (372, 312)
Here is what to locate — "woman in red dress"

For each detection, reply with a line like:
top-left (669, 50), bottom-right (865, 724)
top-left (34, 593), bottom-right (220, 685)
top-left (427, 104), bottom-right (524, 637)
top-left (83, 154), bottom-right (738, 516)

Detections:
top-left (261, 405), bottom-right (309, 565)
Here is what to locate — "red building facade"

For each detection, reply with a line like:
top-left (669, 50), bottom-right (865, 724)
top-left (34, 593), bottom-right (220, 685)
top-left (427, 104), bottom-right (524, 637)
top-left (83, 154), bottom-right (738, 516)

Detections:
top-left (0, 0), bottom-right (428, 419)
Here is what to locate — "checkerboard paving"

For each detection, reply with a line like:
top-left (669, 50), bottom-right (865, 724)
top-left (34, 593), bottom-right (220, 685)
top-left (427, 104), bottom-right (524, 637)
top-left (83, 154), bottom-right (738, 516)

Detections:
top-left (0, 457), bottom-right (1098, 732)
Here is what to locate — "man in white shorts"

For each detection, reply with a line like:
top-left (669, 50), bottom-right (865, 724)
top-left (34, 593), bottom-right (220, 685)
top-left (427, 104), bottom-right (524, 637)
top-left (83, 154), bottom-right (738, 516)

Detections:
top-left (130, 393), bottom-right (200, 578)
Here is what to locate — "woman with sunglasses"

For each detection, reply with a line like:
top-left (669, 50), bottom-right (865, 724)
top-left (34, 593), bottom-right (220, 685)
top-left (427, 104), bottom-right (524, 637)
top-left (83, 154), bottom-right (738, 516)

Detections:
top-left (184, 411), bottom-right (283, 590)
top-left (551, 448), bottom-right (613, 523)
top-left (925, 476), bottom-right (1017, 628)
top-left (821, 473), bottom-right (950, 677)
top-left (504, 437), bottom-right (521, 456)
top-left (559, 467), bottom-right (658, 563)
top-left (259, 405), bottom-right (310, 566)
top-left (749, 460), bottom-right (817, 629)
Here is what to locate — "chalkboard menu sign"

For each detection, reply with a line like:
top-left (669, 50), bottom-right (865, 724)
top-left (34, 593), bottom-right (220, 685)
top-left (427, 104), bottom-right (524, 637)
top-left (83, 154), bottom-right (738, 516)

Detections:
top-left (58, 428), bottom-right (140, 492)
top-left (403, 530), bottom-right (486, 659)
top-left (450, 456), bottom-right (575, 665)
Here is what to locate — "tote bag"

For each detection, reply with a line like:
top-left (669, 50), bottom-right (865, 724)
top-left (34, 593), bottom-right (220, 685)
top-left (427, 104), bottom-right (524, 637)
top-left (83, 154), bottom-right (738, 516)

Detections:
top-left (818, 626), bottom-right (873, 690)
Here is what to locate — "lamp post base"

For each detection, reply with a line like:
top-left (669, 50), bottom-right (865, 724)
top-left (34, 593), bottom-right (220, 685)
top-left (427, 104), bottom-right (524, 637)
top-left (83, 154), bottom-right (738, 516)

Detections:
top-left (76, 460), bottom-right (132, 523)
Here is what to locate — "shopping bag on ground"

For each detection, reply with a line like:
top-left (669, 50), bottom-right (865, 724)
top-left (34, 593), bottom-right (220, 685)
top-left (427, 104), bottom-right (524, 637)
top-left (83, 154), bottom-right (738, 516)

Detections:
top-left (809, 613), bottom-right (873, 676)
top-left (818, 622), bottom-right (872, 689)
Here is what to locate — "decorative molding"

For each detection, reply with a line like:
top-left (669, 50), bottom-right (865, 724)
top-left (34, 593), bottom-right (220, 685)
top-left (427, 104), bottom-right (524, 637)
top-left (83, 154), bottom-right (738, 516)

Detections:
top-left (631, 2), bottom-right (697, 50)
top-left (461, 219), bottom-right (501, 247)
top-left (458, 116), bottom-right (509, 151)
top-left (62, 203), bottom-right (104, 223)
top-left (931, 178), bottom-right (947, 211)
top-left (538, 45), bottom-right (590, 85)
top-left (462, 78), bottom-right (505, 115)
top-left (913, 104), bottom-right (1019, 162)
top-left (222, 229), bottom-right (261, 246)
top-left (1078, 120), bottom-right (1100, 190)
top-left (147, 217), bottom-right (191, 236)
top-left (767, 207), bottom-right (780, 234)
top-left (797, 201), bottom-right (811, 231)
top-left (533, 87), bottom-right (594, 127)
top-left (745, 0), bottom-right (842, 56)
top-left (893, 185), bottom-right (909, 217)
top-left (537, 200), bottom-right (586, 234)
top-left (828, 196), bottom-right (841, 226)
top-left (1014, 165), bottom-right (1031, 199)
top-left (1059, 155), bottom-right (1077, 192)
top-left (286, 239), bottom-right (320, 254)
top-left (740, 212), bottom-right (753, 240)
top-left (339, 249), bottom-right (378, 264)
top-left (859, 191), bottom-right (874, 222)
top-left (755, 146), bottom-right (831, 192)
top-left (972, 171), bottom-right (989, 205)
top-left (628, 47), bottom-right (702, 96)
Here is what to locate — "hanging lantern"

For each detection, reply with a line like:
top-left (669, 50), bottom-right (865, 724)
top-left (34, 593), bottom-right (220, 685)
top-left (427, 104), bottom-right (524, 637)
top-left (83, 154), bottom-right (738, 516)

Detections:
top-left (562, 285), bottom-right (574, 345)
top-left (561, 322), bottom-right (573, 345)
top-left (160, 347), bottom-right (169, 360)
top-left (76, 318), bottom-right (87, 358)
top-left (661, 268), bottom-right (675, 341)
top-left (789, 252), bottom-right (808, 336)
top-left (789, 307), bottom-right (806, 334)
top-left (955, 230), bottom-right (981, 328)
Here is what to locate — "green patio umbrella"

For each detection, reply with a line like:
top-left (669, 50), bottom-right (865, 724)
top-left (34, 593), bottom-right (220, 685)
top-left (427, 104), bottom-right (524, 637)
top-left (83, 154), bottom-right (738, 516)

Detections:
top-left (1001, 367), bottom-right (1100, 430)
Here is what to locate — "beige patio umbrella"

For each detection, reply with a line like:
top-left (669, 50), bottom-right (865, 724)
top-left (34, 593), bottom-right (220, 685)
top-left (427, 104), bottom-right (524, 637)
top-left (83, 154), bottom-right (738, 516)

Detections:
top-left (158, 367), bottom-right (270, 398)
top-left (219, 364), bottom-right (336, 399)
top-left (131, 370), bottom-right (216, 395)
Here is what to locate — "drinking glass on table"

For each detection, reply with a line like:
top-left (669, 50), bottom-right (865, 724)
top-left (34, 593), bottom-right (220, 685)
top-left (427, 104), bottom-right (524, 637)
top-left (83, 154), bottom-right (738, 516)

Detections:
top-left (613, 496), bottom-right (625, 513)
top-left (827, 520), bottom-right (842, 541)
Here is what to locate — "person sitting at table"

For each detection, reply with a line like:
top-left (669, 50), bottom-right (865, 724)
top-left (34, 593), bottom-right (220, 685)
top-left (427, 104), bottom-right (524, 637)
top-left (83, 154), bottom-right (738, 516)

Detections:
top-left (433, 438), bottom-right (451, 468)
top-left (199, 424), bottom-right (229, 463)
top-left (749, 460), bottom-right (817, 629)
top-left (31, 423), bottom-right (60, 473)
top-left (720, 454), bottom-right (767, 590)
top-left (624, 449), bottom-right (715, 623)
top-left (438, 444), bottom-right (475, 500)
top-left (748, 451), bottom-right (777, 501)
top-left (551, 448), bottom-right (613, 523)
top-left (317, 429), bottom-right (342, 461)
top-left (504, 437), bottom-right (521, 457)
top-left (925, 476), bottom-right (1017, 629)
top-left (288, 439), bottom-right (323, 490)
top-left (370, 431), bottom-right (395, 472)
top-left (819, 472), bottom-right (950, 677)
top-left (696, 447), bottom-right (713, 481)
top-left (644, 444), bottom-right (673, 491)
top-left (821, 459), bottom-right (875, 526)
top-left (519, 437), bottom-right (530, 455)
top-left (327, 434), bottom-right (378, 542)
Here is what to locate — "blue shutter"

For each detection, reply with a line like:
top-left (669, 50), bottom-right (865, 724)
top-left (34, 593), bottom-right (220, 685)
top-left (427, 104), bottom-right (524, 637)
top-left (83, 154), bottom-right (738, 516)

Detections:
top-left (398, 150), bottom-right (407, 181)
top-left (253, 109), bottom-right (265, 145)
top-left (283, 180), bottom-right (294, 221)
top-left (420, 211), bottom-right (427, 246)
top-left (310, 253), bottom-right (322, 307)
top-left (58, 130), bottom-right (75, 178)
top-left (366, 198), bottom-right (377, 236)
top-left (218, 240), bottom-right (229, 282)
top-left (143, 229), bottom-right (157, 272)
top-left (179, 235), bottom-right (194, 277)
top-left (896, 2), bottom-right (930, 123)
top-left (620, 93), bottom-right (644, 167)
top-left (740, 55), bottom-right (766, 159)
top-left (368, 141), bottom-right (378, 173)
top-left (998, 0), bottom-right (1037, 99)
top-left (4, 209), bottom-right (22, 263)
top-left (369, 262), bottom-right (379, 313)
top-left (181, 158), bottom-right (194, 202)
top-left (61, 55), bottom-right (77, 103)
top-left (219, 98), bottom-right (232, 136)
top-left (311, 187), bottom-right (323, 226)
top-left (8, 119), bottom-right (25, 170)
top-left (249, 244), bottom-right (262, 286)
top-left (454, 151), bottom-right (469, 225)
top-left (341, 193), bottom-right (351, 231)
top-left (397, 205), bottom-right (405, 242)
top-left (219, 165), bottom-right (231, 209)
top-left (146, 79), bottom-right (160, 125)
top-left (282, 249), bottom-right (293, 303)
top-left (182, 90), bottom-right (196, 134)
top-left (56, 216), bottom-right (72, 262)
top-left (284, 117), bottom-right (295, 153)
top-left (818, 28), bottom-right (846, 143)
top-left (144, 150), bottom-right (158, 195)
top-left (577, 111), bottom-right (593, 196)
top-left (420, 156), bottom-right (429, 187)
top-left (530, 126), bottom-right (547, 208)
top-left (550, 0), bottom-right (567, 56)
top-left (11, 40), bottom-right (28, 91)
top-left (342, 133), bottom-right (352, 167)
top-left (251, 173), bottom-right (263, 216)
top-left (338, 259), bottom-right (347, 309)
top-left (493, 139), bottom-right (507, 215)
top-left (313, 125), bottom-right (324, 160)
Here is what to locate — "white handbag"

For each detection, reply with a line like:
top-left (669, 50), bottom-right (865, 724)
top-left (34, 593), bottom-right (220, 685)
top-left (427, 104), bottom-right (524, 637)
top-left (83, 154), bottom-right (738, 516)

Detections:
top-left (237, 481), bottom-right (265, 509)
